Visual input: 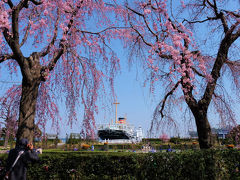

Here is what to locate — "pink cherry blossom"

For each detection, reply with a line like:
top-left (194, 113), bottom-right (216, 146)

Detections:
top-left (144, 9), bottom-right (151, 14)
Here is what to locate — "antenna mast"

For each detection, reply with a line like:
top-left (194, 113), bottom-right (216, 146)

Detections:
top-left (113, 100), bottom-right (120, 124)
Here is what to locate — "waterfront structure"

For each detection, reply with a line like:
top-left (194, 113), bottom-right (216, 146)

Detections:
top-left (189, 127), bottom-right (231, 139)
top-left (97, 101), bottom-right (143, 143)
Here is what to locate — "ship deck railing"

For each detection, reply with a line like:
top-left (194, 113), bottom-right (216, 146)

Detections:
top-left (97, 123), bottom-right (134, 130)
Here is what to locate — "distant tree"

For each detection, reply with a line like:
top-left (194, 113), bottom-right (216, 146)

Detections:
top-left (0, 86), bottom-right (19, 147)
top-left (226, 125), bottom-right (240, 145)
top-left (125, 0), bottom-right (240, 148)
top-left (0, 85), bottom-right (41, 145)
top-left (0, 0), bottom-right (126, 143)
top-left (159, 133), bottom-right (169, 143)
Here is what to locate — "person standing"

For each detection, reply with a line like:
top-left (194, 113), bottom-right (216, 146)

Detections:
top-left (6, 138), bottom-right (39, 180)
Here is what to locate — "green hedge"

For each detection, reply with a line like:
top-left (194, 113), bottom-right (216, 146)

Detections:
top-left (142, 138), bottom-right (193, 144)
top-left (92, 143), bottom-right (196, 151)
top-left (1, 150), bottom-right (240, 179)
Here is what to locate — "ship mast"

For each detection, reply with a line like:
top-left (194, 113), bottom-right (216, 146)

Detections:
top-left (113, 100), bottom-right (120, 124)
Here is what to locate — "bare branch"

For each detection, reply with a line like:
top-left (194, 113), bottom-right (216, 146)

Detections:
top-left (127, 4), bottom-right (159, 42)
top-left (143, 16), bottom-right (158, 40)
top-left (29, 0), bottom-right (42, 5)
top-left (79, 26), bottom-right (130, 35)
top-left (212, 0), bottom-right (228, 32)
top-left (12, 8), bottom-right (20, 44)
top-left (127, 11), bottom-right (152, 47)
top-left (12, 0), bottom-right (41, 51)
top-left (206, 0), bottom-right (215, 8)
top-left (226, 60), bottom-right (240, 67)
top-left (20, 15), bottom-right (33, 47)
top-left (203, 1), bottom-right (228, 33)
top-left (224, 10), bottom-right (240, 18)
top-left (231, 26), bottom-right (240, 41)
top-left (126, 6), bottom-right (144, 17)
top-left (127, 4), bottom-right (178, 59)
top-left (158, 53), bottom-right (172, 59)
top-left (5, 0), bottom-right (30, 59)
top-left (130, 23), bottom-right (152, 47)
top-left (2, 28), bottom-right (12, 47)
top-left (219, 12), bottom-right (229, 33)
top-left (0, 54), bottom-right (14, 63)
top-left (6, 0), bottom-right (13, 8)
top-left (200, 22), bottom-right (240, 107)
top-left (126, 5), bottom-right (154, 46)
top-left (192, 67), bottom-right (205, 77)
top-left (157, 80), bottom-right (181, 118)
top-left (183, 16), bottom-right (218, 24)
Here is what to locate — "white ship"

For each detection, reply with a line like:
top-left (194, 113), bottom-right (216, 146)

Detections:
top-left (97, 101), bottom-right (143, 143)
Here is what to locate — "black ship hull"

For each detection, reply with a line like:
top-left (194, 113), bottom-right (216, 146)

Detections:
top-left (98, 129), bottom-right (131, 140)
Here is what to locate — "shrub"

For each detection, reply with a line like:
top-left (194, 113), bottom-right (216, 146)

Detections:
top-left (0, 149), bottom-right (240, 179)
top-left (225, 125), bottom-right (240, 145)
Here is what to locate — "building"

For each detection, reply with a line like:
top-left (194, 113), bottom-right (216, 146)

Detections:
top-left (135, 127), bottom-right (144, 142)
top-left (189, 127), bottom-right (231, 139)
top-left (46, 133), bottom-right (58, 140)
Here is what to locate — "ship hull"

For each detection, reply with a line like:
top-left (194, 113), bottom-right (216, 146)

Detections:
top-left (98, 129), bottom-right (131, 140)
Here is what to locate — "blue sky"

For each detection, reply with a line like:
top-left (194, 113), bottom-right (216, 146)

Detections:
top-left (43, 41), bottom-right (161, 138)
top-left (42, 40), bottom-right (195, 139)
top-left (0, 39), bottom-right (160, 139)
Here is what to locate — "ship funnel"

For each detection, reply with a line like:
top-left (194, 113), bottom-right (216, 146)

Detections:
top-left (118, 117), bottom-right (126, 124)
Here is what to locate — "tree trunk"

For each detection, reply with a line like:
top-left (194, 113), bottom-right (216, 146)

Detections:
top-left (16, 55), bottom-right (42, 144)
top-left (4, 130), bottom-right (9, 148)
top-left (16, 78), bottom-right (40, 143)
top-left (192, 110), bottom-right (213, 149)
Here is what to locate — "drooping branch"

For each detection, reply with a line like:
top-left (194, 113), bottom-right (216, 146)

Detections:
top-left (157, 80), bottom-right (181, 118)
top-left (213, 91), bottom-right (236, 125)
top-left (127, 10), bottom-right (152, 47)
top-left (47, 1), bottom-right (84, 71)
top-left (128, 4), bottom-right (160, 43)
top-left (127, 3), bottom-right (181, 60)
top-left (39, 9), bottom-right (60, 57)
top-left (127, 5), bottom-right (152, 46)
top-left (130, 25), bottom-right (152, 47)
top-left (143, 16), bottom-right (157, 38)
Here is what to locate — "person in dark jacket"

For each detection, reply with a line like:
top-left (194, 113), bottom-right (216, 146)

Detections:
top-left (6, 138), bottom-right (39, 180)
